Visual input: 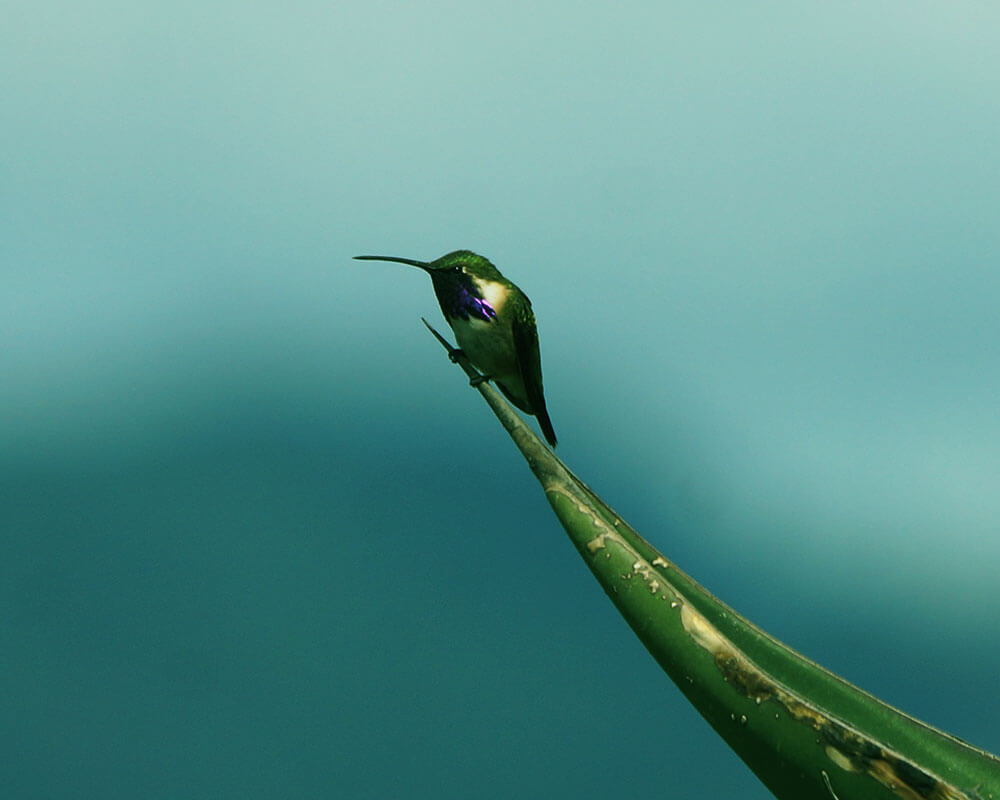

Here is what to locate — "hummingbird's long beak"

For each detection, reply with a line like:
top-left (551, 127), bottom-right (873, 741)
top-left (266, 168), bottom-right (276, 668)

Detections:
top-left (354, 255), bottom-right (433, 272)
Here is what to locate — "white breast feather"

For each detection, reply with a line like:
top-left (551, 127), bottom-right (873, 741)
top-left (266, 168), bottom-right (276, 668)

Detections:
top-left (473, 278), bottom-right (508, 313)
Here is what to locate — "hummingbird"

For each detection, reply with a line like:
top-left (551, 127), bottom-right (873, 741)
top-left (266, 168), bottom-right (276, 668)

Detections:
top-left (354, 250), bottom-right (557, 447)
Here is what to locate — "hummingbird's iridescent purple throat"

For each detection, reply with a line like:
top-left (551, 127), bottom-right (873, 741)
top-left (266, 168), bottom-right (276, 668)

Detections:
top-left (355, 250), bottom-right (557, 447)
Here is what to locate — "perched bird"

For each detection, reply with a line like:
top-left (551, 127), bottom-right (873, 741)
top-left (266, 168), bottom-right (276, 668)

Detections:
top-left (355, 250), bottom-right (557, 447)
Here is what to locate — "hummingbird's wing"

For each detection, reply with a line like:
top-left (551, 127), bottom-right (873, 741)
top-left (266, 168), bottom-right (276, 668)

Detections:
top-left (512, 307), bottom-right (557, 447)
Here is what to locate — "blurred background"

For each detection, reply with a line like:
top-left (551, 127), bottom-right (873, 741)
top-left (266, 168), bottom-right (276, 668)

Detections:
top-left (3, 2), bottom-right (999, 797)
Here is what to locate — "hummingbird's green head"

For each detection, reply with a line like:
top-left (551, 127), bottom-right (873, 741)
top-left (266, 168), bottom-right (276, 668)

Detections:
top-left (425, 250), bottom-right (503, 281)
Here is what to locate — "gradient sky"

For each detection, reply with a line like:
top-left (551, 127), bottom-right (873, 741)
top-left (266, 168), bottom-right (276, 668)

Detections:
top-left (3, 2), bottom-right (999, 797)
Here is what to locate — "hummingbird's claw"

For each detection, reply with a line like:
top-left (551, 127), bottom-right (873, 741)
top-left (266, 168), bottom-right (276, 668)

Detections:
top-left (448, 347), bottom-right (465, 364)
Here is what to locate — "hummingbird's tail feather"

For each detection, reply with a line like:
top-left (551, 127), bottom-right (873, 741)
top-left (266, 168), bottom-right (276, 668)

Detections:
top-left (509, 308), bottom-right (556, 447)
top-left (496, 379), bottom-right (557, 447)
top-left (536, 405), bottom-right (557, 448)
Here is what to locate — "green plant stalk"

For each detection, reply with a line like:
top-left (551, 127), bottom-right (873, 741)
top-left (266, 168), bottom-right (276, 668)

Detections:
top-left (423, 320), bottom-right (1000, 800)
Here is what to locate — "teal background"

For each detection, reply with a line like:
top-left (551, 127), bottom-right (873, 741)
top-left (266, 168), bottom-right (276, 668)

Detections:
top-left (3, 2), bottom-right (999, 797)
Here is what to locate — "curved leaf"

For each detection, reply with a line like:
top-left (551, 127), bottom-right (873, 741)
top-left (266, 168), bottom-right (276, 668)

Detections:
top-left (424, 320), bottom-right (1000, 800)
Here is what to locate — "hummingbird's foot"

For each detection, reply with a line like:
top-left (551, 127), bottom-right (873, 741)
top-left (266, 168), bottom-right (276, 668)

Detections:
top-left (448, 347), bottom-right (466, 364)
top-left (469, 374), bottom-right (491, 387)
